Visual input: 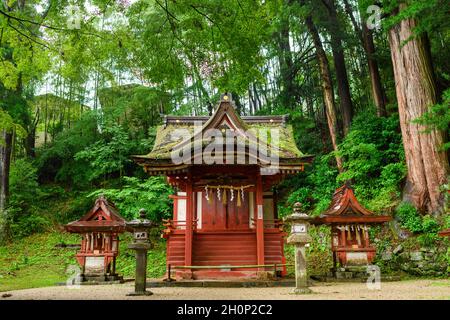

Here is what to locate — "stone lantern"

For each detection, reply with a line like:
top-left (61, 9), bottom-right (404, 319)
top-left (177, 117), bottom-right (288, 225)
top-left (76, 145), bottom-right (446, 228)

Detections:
top-left (126, 208), bottom-right (153, 296)
top-left (284, 202), bottom-right (313, 294)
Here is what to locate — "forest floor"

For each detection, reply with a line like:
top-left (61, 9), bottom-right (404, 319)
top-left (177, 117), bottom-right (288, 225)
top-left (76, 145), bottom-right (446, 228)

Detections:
top-left (1, 279), bottom-right (449, 300)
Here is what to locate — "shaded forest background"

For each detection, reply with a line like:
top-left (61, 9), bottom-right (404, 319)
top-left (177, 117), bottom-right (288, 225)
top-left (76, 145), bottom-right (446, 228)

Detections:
top-left (0, 0), bottom-right (449, 253)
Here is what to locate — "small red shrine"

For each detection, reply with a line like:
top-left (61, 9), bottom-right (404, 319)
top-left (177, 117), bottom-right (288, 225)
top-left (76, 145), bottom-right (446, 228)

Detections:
top-left (65, 195), bottom-right (126, 281)
top-left (438, 228), bottom-right (450, 238)
top-left (313, 183), bottom-right (391, 267)
top-left (133, 94), bottom-right (313, 279)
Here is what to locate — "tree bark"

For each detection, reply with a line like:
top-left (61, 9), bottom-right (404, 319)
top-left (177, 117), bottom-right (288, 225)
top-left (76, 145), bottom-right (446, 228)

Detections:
top-left (322, 0), bottom-right (353, 135)
top-left (388, 4), bottom-right (449, 213)
top-left (0, 130), bottom-right (13, 212)
top-left (342, 0), bottom-right (387, 117)
top-left (362, 17), bottom-right (387, 117)
top-left (304, 13), bottom-right (343, 172)
top-left (277, 0), bottom-right (296, 109)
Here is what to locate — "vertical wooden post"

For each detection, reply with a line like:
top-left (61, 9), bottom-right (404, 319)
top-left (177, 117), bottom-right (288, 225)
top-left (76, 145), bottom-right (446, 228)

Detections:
top-left (340, 226), bottom-right (346, 246)
top-left (184, 177), bottom-right (193, 275)
top-left (255, 172), bottom-right (265, 270)
top-left (363, 225), bottom-right (370, 247)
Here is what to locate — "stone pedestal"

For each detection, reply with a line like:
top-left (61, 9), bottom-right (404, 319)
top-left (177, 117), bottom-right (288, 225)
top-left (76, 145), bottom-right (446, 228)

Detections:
top-left (126, 209), bottom-right (154, 296)
top-left (288, 234), bottom-right (313, 294)
top-left (284, 202), bottom-right (313, 295)
top-left (127, 243), bottom-right (152, 296)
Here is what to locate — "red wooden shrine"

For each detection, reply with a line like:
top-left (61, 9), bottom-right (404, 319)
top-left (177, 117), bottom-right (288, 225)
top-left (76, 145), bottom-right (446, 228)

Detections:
top-left (313, 183), bottom-right (391, 267)
top-left (133, 94), bottom-right (313, 279)
top-left (65, 196), bottom-right (126, 278)
top-left (438, 228), bottom-right (450, 238)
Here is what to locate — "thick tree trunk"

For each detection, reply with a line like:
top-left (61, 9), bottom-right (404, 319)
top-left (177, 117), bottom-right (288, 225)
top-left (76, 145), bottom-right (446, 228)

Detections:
top-left (305, 14), bottom-right (343, 172)
top-left (323, 0), bottom-right (353, 135)
top-left (0, 130), bottom-right (13, 212)
top-left (388, 4), bottom-right (449, 213)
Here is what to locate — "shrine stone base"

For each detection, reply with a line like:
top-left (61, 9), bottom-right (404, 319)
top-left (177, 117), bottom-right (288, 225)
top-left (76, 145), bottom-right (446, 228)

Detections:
top-left (311, 267), bottom-right (401, 283)
top-left (81, 274), bottom-right (124, 283)
top-left (334, 266), bottom-right (369, 280)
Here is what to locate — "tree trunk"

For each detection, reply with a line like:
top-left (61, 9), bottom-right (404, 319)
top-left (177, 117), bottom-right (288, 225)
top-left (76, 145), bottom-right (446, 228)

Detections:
top-left (277, 0), bottom-right (296, 109)
top-left (0, 130), bottom-right (13, 212)
top-left (343, 0), bottom-right (387, 117)
top-left (305, 13), bottom-right (343, 172)
top-left (388, 4), bottom-right (449, 213)
top-left (361, 12), bottom-right (387, 117)
top-left (323, 0), bottom-right (353, 135)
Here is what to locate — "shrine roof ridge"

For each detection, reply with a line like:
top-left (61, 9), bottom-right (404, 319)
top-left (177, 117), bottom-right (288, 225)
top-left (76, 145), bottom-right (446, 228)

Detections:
top-left (163, 114), bottom-right (289, 127)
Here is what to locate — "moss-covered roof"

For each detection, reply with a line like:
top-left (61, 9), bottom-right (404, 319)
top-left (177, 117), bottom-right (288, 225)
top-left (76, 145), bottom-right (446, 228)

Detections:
top-left (138, 121), bottom-right (305, 160)
top-left (133, 94), bottom-right (313, 170)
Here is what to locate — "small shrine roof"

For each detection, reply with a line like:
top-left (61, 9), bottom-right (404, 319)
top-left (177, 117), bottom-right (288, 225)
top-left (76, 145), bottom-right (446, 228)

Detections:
top-left (132, 94), bottom-right (313, 175)
top-left (312, 183), bottom-right (391, 225)
top-left (65, 196), bottom-right (127, 233)
top-left (438, 228), bottom-right (450, 237)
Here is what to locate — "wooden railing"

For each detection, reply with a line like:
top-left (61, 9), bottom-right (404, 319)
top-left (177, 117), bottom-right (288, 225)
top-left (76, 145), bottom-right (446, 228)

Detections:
top-left (162, 219), bottom-right (198, 236)
top-left (250, 218), bottom-right (284, 230)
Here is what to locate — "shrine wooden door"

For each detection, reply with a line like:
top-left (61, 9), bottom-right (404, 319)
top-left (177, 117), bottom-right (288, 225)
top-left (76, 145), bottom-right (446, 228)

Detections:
top-left (198, 191), bottom-right (252, 231)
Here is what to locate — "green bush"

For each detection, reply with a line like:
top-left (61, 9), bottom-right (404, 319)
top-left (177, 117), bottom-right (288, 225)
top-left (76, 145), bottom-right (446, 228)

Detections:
top-left (89, 176), bottom-right (173, 221)
top-left (10, 214), bottom-right (51, 239)
top-left (395, 203), bottom-right (441, 246)
top-left (396, 203), bottom-right (423, 233)
top-left (5, 159), bottom-right (52, 239)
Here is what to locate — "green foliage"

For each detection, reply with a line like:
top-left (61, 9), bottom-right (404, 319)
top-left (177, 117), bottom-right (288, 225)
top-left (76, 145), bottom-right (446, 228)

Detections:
top-left (396, 203), bottom-right (424, 233)
top-left (36, 112), bottom-right (100, 187)
top-left (395, 203), bottom-right (441, 246)
top-left (89, 176), bottom-right (173, 221)
top-left (6, 159), bottom-right (50, 239)
top-left (336, 112), bottom-right (406, 211)
top-left (0, 107), bottom-right (26, 141)
top-left (74, 124), bottom-right (134, 182)
top-left (279, 112), bottom-right (405, 216)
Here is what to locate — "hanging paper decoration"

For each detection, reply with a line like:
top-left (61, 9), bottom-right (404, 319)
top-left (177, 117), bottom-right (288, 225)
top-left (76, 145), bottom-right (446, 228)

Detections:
top-left (217, 187), bottom-right (221, 201)
top-left (355, 225), bottom-right (361, 246)
top-left (205, 186), bottom-right (209, 202)
top-left (202, 184), bottom-right (253, 207)
top-left (237, 191), bottom-right (241, 207)
top-left (222, 188), bottom-right (227, 204)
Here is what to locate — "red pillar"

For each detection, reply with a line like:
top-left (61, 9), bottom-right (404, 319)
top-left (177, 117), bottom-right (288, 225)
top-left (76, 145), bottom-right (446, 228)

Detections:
top-left (255, 172), bottom-right (265, 271)
top-left (184, 178), bottom-right (193, 276)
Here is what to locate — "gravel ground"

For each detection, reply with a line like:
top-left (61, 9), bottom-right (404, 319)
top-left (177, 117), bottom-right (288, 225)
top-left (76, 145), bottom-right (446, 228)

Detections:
top-left (1, 279), bottom-right (449, 300)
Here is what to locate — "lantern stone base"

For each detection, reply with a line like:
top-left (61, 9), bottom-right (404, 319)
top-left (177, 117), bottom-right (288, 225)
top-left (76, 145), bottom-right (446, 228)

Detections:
top-left (126, 290), bottom-right (153, 296)
top-left (291, 287), bottom-right (313, 294)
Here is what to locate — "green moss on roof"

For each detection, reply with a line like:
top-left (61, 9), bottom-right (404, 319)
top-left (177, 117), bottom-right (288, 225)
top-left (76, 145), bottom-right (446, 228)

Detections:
top-left (139, 121), bottom-right (308, 161)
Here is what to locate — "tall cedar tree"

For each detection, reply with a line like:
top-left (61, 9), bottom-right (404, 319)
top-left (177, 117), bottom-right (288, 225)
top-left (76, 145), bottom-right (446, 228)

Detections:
top-left (322, 0), bottom-right (354, 134)
top-left (388, 3), bottom-right (449, 213)
top-left (303, 5), bottom-right (344, 172)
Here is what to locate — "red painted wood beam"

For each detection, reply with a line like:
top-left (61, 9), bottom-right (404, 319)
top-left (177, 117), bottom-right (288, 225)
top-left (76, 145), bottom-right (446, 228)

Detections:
top-left (184, 175), bottom-right (194, 277)
top-left (255, 172), bottom-right (265, 270)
